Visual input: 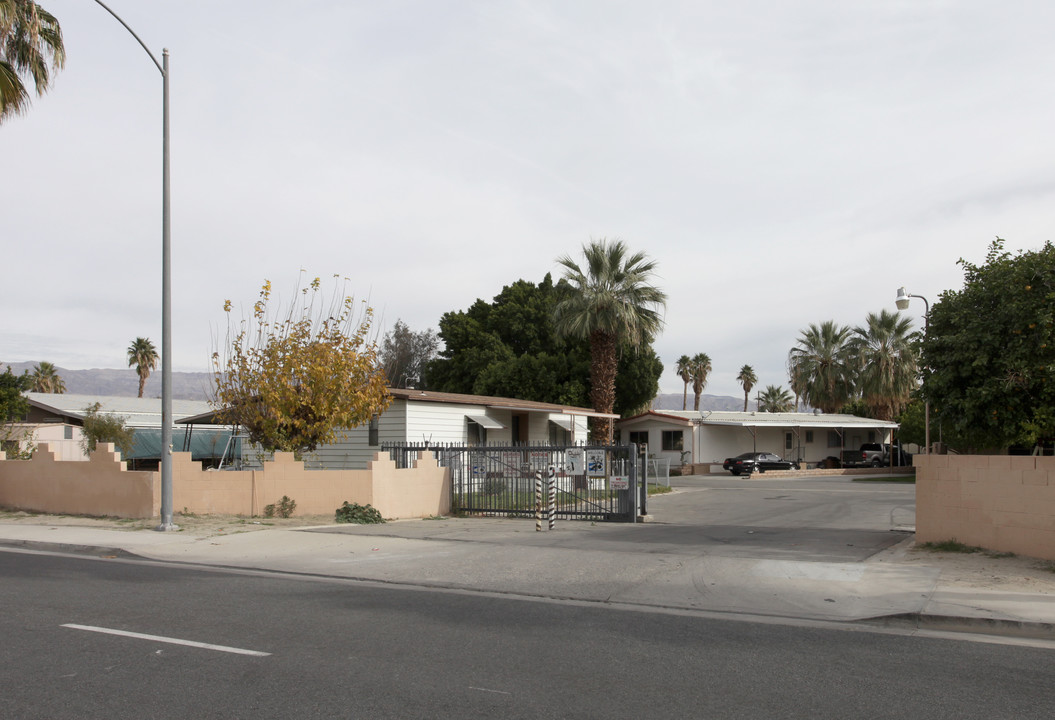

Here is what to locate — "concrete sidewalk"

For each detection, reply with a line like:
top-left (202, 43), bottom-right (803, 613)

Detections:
top-left (2, 515), bottom-right (1054, 640)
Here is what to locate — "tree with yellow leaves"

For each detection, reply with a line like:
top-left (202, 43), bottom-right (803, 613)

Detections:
top-left (211, 275), bottom-right (390, 455)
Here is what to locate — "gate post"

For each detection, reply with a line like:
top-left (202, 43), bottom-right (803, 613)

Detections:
top-left (548, 465), bottom-right (556, 530)
top-left (535, 471), bottom-right (543, 531)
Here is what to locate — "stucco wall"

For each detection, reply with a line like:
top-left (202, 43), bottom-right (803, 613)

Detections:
top-left (915, 454), bottom-right (1055, 561)
top-left (0, 444), bottom-right (450, 520)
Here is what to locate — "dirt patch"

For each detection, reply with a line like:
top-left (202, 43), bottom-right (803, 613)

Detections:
top-left (0, 508), bottom-right (338, 537)
top-left (900, 541), bottom-right (1055, 594)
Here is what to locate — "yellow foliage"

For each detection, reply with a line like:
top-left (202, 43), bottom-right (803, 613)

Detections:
top-left (211, 275), bottom-right (391, 454)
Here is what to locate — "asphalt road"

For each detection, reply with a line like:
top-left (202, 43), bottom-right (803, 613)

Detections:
top-left (3, 549), bottom-right (1054, 720)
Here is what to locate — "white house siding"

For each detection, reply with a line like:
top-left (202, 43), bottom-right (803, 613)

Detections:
top-left (616, 418), bottom-right (692, 465)
top-left (301, 400), bottom-right (409, 469)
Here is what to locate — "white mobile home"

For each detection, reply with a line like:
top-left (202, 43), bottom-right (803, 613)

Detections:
top-left (616, 410), bottom-right (898, 469)
top-left (184, 388), bottom-right (619, 469)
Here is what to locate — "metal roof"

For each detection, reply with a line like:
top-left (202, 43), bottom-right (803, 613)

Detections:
top-left (619, 410), bottom-right (898, 429)
top-left (25, 393), bottom-right (213, 429)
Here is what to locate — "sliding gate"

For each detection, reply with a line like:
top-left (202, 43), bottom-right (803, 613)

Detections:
top-left (383, 443), bottom-right (641, 522)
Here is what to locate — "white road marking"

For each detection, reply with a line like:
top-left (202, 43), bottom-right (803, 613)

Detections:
top-left (61, 624), bottom-right (270, 657)
top-left (468, 686), bottom-right (512, 695)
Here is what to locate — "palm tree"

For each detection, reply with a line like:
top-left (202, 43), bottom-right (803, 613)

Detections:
top-left (758, 384), bottom-right (794, 413)
top-left (31, 360), bottom-right (64, 393)
top-left (127, 337), bottom-right (159, 398)
top-left (690, 352), bottom-right (712, 411)
top-left (0, 1), bottom-right (65, 122)
top-left (736, 364), bottom-right (757, 412)
top-left (787, 320), bottom-right (855, 413)
top-left (554, 239), bottom-right (667, 442)
top-left (674, 355), bottom-right (692, 410)
top-left (850, 309), bottom-right (918, 421)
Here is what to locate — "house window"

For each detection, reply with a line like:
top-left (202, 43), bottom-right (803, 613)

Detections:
top-left (867, 430), bottom-right (876, 443)
top-left (368, 414), bottom-right (379, 446)
top-left (467, 420), bottom-right (487, 446)
top-left (549, 421), bottom-right (571, 446)
top-left (629, 431), bottom-right (648, 448)
top-left (64, 426), bottom-right (73, 440)
top-left (828, 431), bottom-right (841, 448)
top-left (785, 432), bottom-right (793, 450)
top-left (661, 431), bottom-right (683, 451)
top-left (805, 430), bottom-right (814, 443)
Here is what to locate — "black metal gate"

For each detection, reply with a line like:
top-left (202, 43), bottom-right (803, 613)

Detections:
top-left (383, 443), bottom-right (641, 522)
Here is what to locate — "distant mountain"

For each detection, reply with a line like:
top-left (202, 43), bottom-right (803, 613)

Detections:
top-left (3, 362), bottom-right (750, 411)
top-left (651, 393), bottom-right (751, 412)
top-left (2, 362), bottom-right (212, 401)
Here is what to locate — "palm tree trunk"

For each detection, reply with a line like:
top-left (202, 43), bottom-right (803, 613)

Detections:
top-left (589, 330), bottom-right (617, 443)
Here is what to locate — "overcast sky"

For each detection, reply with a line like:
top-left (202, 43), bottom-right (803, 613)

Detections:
top-left (4, 1), bottom-right (1054, 399)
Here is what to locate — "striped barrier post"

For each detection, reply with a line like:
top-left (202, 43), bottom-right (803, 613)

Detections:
top-left (548, 465), bottom-right (556, 530)
top-left (535, 471), bottom-right (543, 532)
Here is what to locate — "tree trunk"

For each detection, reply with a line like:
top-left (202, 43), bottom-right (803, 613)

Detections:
top-left (588, 330), bottom-right (617, 443)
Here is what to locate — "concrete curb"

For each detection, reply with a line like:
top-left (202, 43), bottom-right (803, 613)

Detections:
top-left (863, 612), bottom-right (1055, 641)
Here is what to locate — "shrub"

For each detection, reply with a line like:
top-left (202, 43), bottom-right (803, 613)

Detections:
top-left (263, 495), bottom-right (297, 519)
top-left (335, 501), bottom-right (384, 524)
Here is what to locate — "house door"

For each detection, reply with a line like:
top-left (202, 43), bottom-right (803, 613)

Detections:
top-left (511, 413), bottom-right (529, 444)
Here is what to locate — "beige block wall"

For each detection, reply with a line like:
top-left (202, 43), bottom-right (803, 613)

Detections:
top-left (0, 443), bottom-right (156, 518)
top-left (1, 446), bottom-right (450, 521)
top-left (916, 454), bottom-right (1055, 561)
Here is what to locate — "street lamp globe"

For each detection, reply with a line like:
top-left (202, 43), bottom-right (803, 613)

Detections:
top-left (895, 286), bottom-right (911, 310)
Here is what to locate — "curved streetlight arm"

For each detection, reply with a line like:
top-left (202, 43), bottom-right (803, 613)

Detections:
top-left (93, 1), bottom-right (164, 76)
top-left (894, 286), bottom-right (931, 455)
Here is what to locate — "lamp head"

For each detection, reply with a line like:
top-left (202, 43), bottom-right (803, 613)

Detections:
top-left (895, 286), bottom-right (910, 310)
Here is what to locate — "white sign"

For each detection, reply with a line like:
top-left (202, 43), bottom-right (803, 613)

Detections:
top-left (587, 450), bottom-right (606, 477)
top-left (565, 448), bottom-right (585, 475)
top-left (610, 475), bottom-right (629, 490)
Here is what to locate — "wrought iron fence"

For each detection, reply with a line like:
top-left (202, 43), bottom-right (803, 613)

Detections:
top-left (382, 442), bottom-right (641, 522)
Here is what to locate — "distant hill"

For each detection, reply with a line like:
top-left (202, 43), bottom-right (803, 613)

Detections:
top-left (2, 362), bottom-right (212, 401)
top-left (3, 362), bottom-right (749, 411)
top-left (651, 393), bottom-right (751, 412)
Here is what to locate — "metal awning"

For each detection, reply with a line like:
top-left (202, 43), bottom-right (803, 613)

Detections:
top-left (466, 413), bottom-right (505, 429)
top-left (549, 416), bottom-right (574, 431)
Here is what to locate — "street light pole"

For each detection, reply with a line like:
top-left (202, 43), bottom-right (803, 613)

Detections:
top-left (94, 1), bottom-right (176, 529)
top-left (895, 287), bottom-right (930, 455)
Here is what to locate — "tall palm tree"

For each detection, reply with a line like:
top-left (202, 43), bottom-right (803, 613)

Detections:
top-left (787, 320), bottom-right (855, 413)
top-left (554, 239), bottom-right (667, 442)
top-left (758, 384), bottom-right (794, 413)
top-left (736, 364), bottom-right (757, 412)
top-left (31, 360), bottom-right (64, 393)
top-left (0, 1), bottom-right (65, 122)
top-left (690, 352), bottom-right (712, 411)
top-left (850, 309), bottom-right (918, 421)
top-left (127, 337), bottom-right (159, 398)
top-left (674, 355), bottom-right (692, 410)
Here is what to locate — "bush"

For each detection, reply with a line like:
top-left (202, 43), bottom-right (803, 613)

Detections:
top-left (263, 495), bottom-right (296, 519)
top-left (334, 501), bottom-right (384, 524)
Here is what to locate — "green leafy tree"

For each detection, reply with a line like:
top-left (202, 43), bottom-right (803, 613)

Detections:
top-left (921, 239), bottom-right (1055, 450)
top-left (1, 364), bottom-right (31, 420)
top-left (737, 364), bottom-right (757, 412)
top-left (850, 309), bottom-right (918, 421)
top-left (553, 239), bottom-right (667, 442)
top-left (127, 337), bottom-right (158, 398)
top-left (788, 320), bottom-right (856, 413)
top-left (380, 319), bottom-right (438, 389)
top-left (674, 355), bottom-right (692, 410)
top-left (758, 384), bottom-right (794, 413)
top-left (690, 352), bottom-right (712, 411)
top-left (0, 0), bottom-right (65, 122)
top-left (427, 273), bottom-right (663, 417)
top-left (30, 360), bottom-right (64, 393)
top-left (0, 365), bottom-right (33, 458)
top-left (79, 402), bottom-right (135, 457)
top-left (211, 275), bottom-right (391, 455)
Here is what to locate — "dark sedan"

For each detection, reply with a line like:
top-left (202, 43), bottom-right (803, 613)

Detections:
top-left (722, 452), bottom-right (799, 476)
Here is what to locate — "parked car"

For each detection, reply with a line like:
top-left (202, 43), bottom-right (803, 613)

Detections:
top-left (722, 452), bottom-right (800, 476)
top-left (841, 443), bottom-right (912, 468)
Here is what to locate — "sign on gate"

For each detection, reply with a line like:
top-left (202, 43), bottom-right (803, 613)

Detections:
top-left (610, 475), bottom-right (629, 490)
